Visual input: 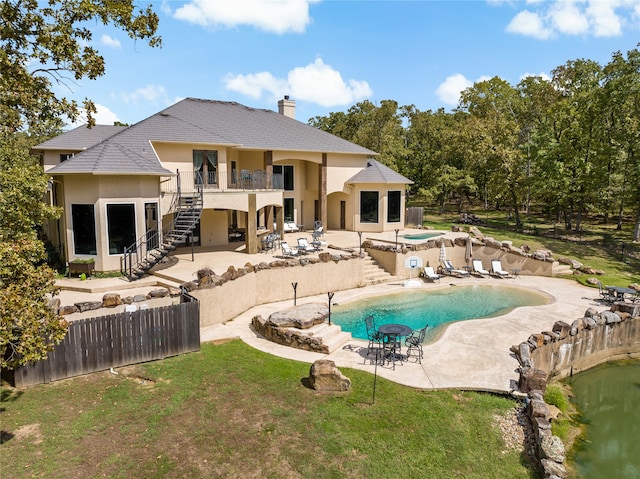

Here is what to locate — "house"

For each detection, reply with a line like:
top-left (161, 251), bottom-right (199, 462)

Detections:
top-left (34, 97), bottom-right (412, 277)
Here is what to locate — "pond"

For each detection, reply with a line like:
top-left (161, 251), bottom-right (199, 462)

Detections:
top-left (330, 284), bottom-right (549, 342)
top-left (567, 360), bottom-right (640, 479)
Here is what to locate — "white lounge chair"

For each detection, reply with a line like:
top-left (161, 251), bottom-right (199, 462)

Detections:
top-left (284, 221), bottom-right (300, 233)
top-left (472, 259), bottom-right (490, 277)
top-left (280, 241), bottom-right (298, 257)
top-left (422, 266), bottom-right (440, 282)
top-left (297, 237), bottom-right (315, 254)
top-left (441, 260), bottom-right (470, 277)
top-left (491, 260), bottom-right (511, 278)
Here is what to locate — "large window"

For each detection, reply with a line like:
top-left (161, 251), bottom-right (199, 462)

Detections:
top-left (107, 204), bottom-right (136, 254)
top-left (387, 191), bottom-right (401, 223)
top-left (72, 204), bottom-right (97, 255)
top-left (273, 165), bottom-right (294, 190)
top-left (360, 191), bottom-right (379, 223)
top-left (283, 198), bottom-right (294, 221)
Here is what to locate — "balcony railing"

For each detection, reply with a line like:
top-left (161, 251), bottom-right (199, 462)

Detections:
top-left (161, 170), bottom-right (283, 193)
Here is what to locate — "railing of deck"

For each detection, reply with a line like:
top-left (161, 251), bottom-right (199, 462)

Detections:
top-left (161, 170), bottom-right (284, 193)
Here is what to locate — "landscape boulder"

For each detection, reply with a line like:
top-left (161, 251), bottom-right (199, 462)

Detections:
top-left (308, 359), bottom-right (351, 392)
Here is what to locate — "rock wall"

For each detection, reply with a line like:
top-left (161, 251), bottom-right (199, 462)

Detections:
top-left (513, 307), bottom-right (640, 478)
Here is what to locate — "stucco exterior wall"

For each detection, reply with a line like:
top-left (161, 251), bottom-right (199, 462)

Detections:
top-left (61, 175), bottom-right (159, 271)
top-left (352, 184), bottom-right (406, 233)
top-left (192, 258), bottom-right (365, 327)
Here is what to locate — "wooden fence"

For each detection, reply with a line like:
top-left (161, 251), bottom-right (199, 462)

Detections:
top-left (14, 301), bottom-right (200, 388)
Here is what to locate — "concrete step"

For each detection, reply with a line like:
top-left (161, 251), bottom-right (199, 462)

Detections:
top-left (284, 323), bottom-right (352, 354)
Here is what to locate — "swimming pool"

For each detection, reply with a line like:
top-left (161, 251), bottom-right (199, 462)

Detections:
top-left (401, 232), bottom-right (444, 240)
top-left (331, 285), bottom-right (549, 343)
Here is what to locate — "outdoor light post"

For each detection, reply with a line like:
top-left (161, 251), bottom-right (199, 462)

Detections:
top-left (395, 229), bottom-right (399, 250)
top-left (327, 292), bottom-right (335, 324)
top-left (358, 231), bottom-right (362, 256)
top-left (292, 282), bottom-right (298, 306)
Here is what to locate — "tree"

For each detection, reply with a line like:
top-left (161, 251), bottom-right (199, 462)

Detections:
top-left (0, 0), bottom-right (161, 369)
top-left (1, 0), bottom-right (161, 133)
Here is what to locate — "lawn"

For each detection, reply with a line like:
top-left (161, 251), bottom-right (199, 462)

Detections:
top-left (1, 340), bottom-right (538, 479)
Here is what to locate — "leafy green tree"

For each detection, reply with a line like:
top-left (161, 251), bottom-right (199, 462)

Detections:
top-left (0, 139), bottom-right (66, 369)
top-left (1, 0), bottom-right (161, 133)
top-left (0, 0), bottom-right (161, 368)
top-left (601, 46), bottom-right (640, 240)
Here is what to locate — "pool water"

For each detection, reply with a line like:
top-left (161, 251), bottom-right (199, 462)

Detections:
top-left (331, 285), bottom-right (548, 342)
top-left (401, 232), bottom-right (444, 240)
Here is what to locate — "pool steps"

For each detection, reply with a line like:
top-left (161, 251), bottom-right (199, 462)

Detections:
top-left (284, 322), bottom-right (352, 354)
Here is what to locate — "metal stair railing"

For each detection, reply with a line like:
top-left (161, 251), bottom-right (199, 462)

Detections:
top-left (123, 171), bottom-right (203, 280)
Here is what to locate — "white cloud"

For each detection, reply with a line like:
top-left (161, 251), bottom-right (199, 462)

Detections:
top-left (504, 0), bottom-right (639, 39)
top-left (93, 103), bottom-right (121, 125)
top-left (100, 34), bottom-right (121, 49)
top-left (435, 74), bottom-right (474, 106)
top-left (506, 10), bottom-right (553, 39)
top-left (173, 0), bottom-right (318, 34)
top-left (520, 71), bottom-right (552, 82)
top-left (224, 58), bottom-right (372, 108)
top-left (120, 84), bottom-right (170, 105)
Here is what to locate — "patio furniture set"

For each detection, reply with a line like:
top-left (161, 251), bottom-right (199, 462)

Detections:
top-left (364, 315), bottom-right (428, 369)
top-left (596, 280), bottom-right (640, 304)
top-left (424, 259), bottom-right (515, 282)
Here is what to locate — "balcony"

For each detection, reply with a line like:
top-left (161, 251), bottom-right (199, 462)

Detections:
top-left (161, 170), bottom-right (284, 194)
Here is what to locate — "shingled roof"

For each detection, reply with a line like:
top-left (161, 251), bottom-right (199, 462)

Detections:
top-left (347, 159), bottom-right (413, 184)
top-left (35, 125), bottom-right (126, 151)
top-left (46, 98), bottom-right (377, 175)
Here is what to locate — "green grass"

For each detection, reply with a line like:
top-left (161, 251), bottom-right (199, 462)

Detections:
top-left (1, 340), bottom-right (539, 478)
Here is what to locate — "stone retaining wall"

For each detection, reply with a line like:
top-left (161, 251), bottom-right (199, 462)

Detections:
top-left (514, 307), bottom-right (640, 478)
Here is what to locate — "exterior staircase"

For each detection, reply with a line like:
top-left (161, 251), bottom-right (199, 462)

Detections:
top-left (124, 185), bottom-right (203, 281)
top-left (362, 252), bottom-right (397, 285)
top-left (284, 322), bottom-right (352, 354)
top-left (553, 262), bottom-right (573, 276)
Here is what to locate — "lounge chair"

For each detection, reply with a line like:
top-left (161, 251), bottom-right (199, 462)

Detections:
top-left (472, 259), bottom-right (490, 277)
top-left (297, 237), bottom-right (315, 254)
top-left (284, 221), bottom-right (300, 233)
top-left (440, 260), bottom-right (470, 277)
top-left (280, 241), bottom-right (299, 257)
top-left (422, 266), bottom-right (440, 282)
top-left (490, 260), bottom-right (511, 278)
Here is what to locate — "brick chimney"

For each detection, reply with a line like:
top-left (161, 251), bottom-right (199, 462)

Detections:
top-left (278, 95), bottom-right (295, 119)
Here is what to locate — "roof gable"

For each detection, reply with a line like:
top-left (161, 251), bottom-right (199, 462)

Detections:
top-left (347, 159), bottom-right (413, 185)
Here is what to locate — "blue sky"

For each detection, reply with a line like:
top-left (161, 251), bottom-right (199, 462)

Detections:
top-left (65, 0), bottom-right (640, 127)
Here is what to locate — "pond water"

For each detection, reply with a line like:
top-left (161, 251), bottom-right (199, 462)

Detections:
top-left (567, 360), bottom-right (640, 479)
top-left (330, 284), bottom-right (549, 342)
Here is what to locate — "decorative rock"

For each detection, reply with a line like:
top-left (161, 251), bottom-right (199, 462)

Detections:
top-left (48, 297), bottom-right (61, 312)
top-left (586, 277), bottom-right (599, 285)
top-left (75, 301), bottom-right (102, 312)
top-left (267, 303), bottom-right (328, 329)
top-left (308, 360), bottom-right (351, 392)
top-left (102, 293), bottom-right (121, 308)
top-left (541, 459), bottom-right (568, 478)
top-left (528, 333), bottom-right (545, 348)
top-left (583, 317), bottom-right (597, 330)
top-left (584, 307), bottom-right (598, 318)
top-left (521, 243), bottom-right (531, 253)
top-left (133, 294), bottom-right (147, 302)
top-left (180, 281), bottom-right (198, 292)
top-left (602, 311), bottom-right (621, 324)
top-left (518, 342), bottom-right (532, 367)
top-left (552, 321), bottom-right (571, 340)
top-left (58, 304), bottom-right (79, 315)
top-left (147, 288), bottom-right (169, 298)
top-left (318, 252), bottom-right (332, 262)
top-left (539, 435), bottom-right (565, 463)
top-left (520, 368), bottom-right (547, 393)
top-left (528, 398), bottom-right (551, 420)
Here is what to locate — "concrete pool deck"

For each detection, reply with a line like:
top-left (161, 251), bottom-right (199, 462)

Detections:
top-left (54, 228), bottom-right (605, 393)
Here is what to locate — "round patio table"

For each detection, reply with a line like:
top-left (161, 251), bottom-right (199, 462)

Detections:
top-left (378, 324), bottom-right (412, 337)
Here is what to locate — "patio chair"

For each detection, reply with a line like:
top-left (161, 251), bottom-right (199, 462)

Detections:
top-left (297, 237), bottom-right (315, 254)
top-left (596, 280), bottom-right (613, 303)
top-left (472, 259), bottom-right (490, 277)
top-left (422, 266), bottom-right (440, 282)
top-left (490, 260), bottom-right (511, 278)
top-left (280, 241), bottom-right (299, 257)
top-left (405, 325), bottom-right (428, 364)
top-left (440, 260), bottom-right (470, 277)
top-left (364, 315), bottom-right (383, 351)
